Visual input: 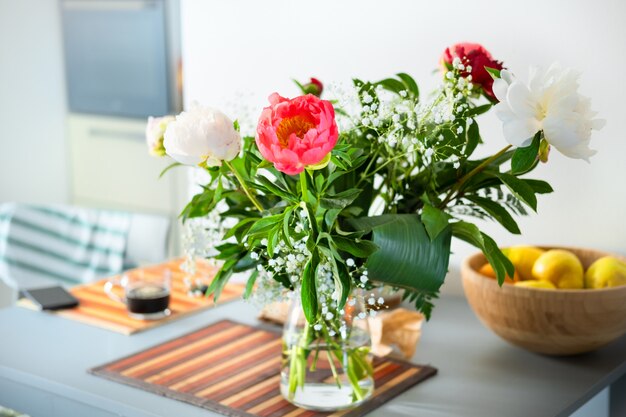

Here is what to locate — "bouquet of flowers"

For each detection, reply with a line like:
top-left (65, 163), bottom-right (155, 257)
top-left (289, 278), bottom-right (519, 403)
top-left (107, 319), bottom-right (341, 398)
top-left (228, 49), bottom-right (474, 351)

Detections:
top-left (147, 42), bottom-right (603, 410)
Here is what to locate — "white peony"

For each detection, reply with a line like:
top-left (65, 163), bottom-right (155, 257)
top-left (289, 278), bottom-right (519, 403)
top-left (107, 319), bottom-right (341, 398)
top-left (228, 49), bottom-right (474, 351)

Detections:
top-left (163, 103), bottom-right (241, 167)
top-left (493, 64), bottom-right (605, 161)
top-left (146, 115), bottom-right (175, 157)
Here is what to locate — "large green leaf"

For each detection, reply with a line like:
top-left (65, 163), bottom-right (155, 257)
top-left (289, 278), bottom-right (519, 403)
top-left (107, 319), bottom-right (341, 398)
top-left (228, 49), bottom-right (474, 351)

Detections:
top-left (349, 214), bottom-right (452, 293)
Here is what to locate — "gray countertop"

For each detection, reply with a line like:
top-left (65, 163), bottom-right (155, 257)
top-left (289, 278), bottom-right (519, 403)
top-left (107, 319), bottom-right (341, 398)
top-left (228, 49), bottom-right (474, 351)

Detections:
top-left (0, 296), bottom-right (625, 417)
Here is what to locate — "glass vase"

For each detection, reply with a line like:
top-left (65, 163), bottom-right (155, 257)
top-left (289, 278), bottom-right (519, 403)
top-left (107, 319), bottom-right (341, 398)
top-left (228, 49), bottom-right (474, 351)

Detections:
top-left (280, 289), bottom-right (374, 411)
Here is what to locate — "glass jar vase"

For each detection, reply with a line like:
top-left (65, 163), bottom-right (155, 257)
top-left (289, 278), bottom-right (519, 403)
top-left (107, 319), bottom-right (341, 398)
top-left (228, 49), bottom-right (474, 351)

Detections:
top-left (280, 289), bottom-right (374, 411)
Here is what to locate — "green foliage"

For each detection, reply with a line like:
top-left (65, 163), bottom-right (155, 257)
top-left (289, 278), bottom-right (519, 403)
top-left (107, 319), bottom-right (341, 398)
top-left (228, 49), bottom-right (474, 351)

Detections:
top-left (170, 70), bottom-right (552, 320)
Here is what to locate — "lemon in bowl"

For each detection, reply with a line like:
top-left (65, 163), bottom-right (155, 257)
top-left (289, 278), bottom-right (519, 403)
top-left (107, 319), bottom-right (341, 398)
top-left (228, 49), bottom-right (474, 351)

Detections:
top-left (585, 256), bottom-right (626, 289)
top-left (462, 247), bottom-right (626, 355)
top-left (531, 249), bottom-right (584, 289)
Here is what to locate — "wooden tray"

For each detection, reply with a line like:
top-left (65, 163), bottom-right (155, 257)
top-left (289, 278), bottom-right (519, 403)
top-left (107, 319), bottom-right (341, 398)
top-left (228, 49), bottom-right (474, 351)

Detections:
top-left (19, 259), bottom-right (244, 335)
top-left (90, 319), bottom-right (437, 417)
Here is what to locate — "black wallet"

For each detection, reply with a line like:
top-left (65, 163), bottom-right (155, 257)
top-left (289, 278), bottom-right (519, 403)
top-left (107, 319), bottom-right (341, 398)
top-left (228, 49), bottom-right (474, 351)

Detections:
top-left (22, 286), bottom-right (79, 310)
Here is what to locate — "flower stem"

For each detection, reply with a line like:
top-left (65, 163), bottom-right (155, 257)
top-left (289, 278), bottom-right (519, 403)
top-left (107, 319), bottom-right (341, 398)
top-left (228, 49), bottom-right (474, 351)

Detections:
top-left (439, 144), bottom-right (512, 208)
top-left (225, 160), bottom-right (264, 212)
top-left (300, 171), bottom-right (309, 200)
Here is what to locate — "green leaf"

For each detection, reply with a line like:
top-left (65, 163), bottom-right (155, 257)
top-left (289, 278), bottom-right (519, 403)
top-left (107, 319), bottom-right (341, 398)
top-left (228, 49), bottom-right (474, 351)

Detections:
top-left (421, 204), bottom-right (450, 241)
top-left (207, 258), bottom-right (236, 302)
top-left (396, 73), bottom-right (419, 98)
top-left (159, 162), bottom-right (182, 178)
top-left (243, 269), bottom-right (259, 299)
top-left (301, 250), bottom-right (319, 323)
top-left (451, 221), bottom-right (515, 285)
top-left (266, 225), bottom-right (280, 257)
top-left (324, 208), bottom-right (341, 228)
top-left (350, 214), bottom-right (452, 293)
top-left (497, 173), bottom-right (538, 211)
top-left (335, 262), bottom-right (351, 309)
top-left (223, 218), bottom-right (257, 242)
top-left (375, 77), bottom-right (406, 95)
top-left (523, 179), bottom-right (554, 194)
top-left (282, 206), bottom-right (294, 247)
top-left (214, 242), bottom-right (243, 259)
top-left (482, 233), bottom-right (515, 284)
top-left (302, 202), bottom-right (319, 238)
top-left (465, 104), bottom-right (492, 117)
top-left (485, 67), bottom-right (501, 79)
top-left (511, 132), bottom-right (541, 175)
top-left (465, 120), bottom-right (480, 156)
top-left (332, 235), bottom-right (379, 258)
top-left (179, 188), bottom-right (215, 221)
top-left (331, 155), bottom-right (348, 170)
top-left (319, 188), bottom-right (362, 210)
top-left (233, 254), bottom-right (256, 272)
top-left (247, 214), bottom-right (283, 236)
top-left (466, 195), bottom-right (521, 234)
top-left (253, 176), bottom-right (298, 202)
top-left (319, 246), bottom-right (351, 309)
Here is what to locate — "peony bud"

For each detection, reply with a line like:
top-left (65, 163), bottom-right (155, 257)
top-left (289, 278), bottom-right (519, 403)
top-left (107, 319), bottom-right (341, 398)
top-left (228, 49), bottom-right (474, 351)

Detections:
top-left (297, 77), bottom-right (324, 97)
top-left (145, 115), bottom-right (175, 157)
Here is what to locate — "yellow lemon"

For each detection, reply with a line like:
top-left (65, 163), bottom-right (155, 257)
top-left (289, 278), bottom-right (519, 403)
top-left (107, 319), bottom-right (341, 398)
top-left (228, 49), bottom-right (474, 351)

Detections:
top-left (584, 256), bottom-right (626, 289)
top-left (532, 249), bottom-right (584, 289)
top-left (504, 246), bottom-right (545, 281)
top-left (514, 280), bottom-right (556, 289)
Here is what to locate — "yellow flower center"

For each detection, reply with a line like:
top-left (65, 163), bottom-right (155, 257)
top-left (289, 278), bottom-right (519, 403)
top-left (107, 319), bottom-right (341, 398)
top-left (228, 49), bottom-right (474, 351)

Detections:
top-left (276, 115), bottom-right (315, 148)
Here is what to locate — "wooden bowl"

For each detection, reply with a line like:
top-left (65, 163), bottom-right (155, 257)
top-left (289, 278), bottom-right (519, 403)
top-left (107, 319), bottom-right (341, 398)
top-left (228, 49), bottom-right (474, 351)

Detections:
top-left (461, 247), bottom-right (626, 355)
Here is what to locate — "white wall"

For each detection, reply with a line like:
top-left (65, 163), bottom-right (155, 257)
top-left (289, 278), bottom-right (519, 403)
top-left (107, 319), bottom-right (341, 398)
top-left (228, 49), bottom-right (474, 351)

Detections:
top-left (180, 0), bottom-right (626, 294)
top-left (0, 0), bottom-right (68, 204)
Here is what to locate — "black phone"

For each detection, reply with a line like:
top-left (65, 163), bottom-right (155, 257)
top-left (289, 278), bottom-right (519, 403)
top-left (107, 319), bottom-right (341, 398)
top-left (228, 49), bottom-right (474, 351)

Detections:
top-left (22, 286), bottom-right (79, 310)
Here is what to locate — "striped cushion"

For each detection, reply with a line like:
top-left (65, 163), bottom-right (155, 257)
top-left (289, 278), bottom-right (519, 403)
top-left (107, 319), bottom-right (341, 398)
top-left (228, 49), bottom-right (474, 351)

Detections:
top-left (0, 203), bottom-right (130, 287)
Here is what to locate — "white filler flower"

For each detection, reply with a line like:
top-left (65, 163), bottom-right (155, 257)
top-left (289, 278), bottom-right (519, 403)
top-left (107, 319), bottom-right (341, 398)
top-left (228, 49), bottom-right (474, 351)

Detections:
top-left (493, 65), bottom-right (605, 161)
top-left (164, 103), bottom-right (241, 166)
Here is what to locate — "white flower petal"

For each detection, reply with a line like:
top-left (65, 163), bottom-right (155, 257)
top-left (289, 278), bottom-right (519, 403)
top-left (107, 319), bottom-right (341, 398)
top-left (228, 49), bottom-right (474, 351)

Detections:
top-left (492, 78), bottom-right (510, 103)
top-left (501, 69), bottom-right (515, 84)
top-left (502, 118), bottom-right (540, 147)
top-left (506, 82), bottom-right (536, 118)
top-left (592, 119), bottom-right (606, 130)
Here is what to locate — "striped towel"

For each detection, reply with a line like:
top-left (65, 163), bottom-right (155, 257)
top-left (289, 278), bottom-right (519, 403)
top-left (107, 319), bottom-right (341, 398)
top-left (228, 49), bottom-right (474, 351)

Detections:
top-left (0, 203), bottom-right (131, 288)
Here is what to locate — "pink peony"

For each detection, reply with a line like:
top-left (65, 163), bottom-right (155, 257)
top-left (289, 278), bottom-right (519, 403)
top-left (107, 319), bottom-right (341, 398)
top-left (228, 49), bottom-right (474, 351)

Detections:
top-left (255, 93), bottom-right (338, 175)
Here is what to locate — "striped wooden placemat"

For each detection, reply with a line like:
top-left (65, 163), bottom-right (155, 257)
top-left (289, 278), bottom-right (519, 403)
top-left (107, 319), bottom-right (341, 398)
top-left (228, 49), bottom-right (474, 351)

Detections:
top-left (18, 259), bottom-right (244, 335)
top-left (90, 320), bottom-right (437, 417)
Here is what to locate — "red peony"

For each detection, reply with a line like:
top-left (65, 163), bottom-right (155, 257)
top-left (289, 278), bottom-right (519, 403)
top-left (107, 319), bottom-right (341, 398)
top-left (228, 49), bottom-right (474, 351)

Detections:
top-left (441, 43), bottom-right (504, 100)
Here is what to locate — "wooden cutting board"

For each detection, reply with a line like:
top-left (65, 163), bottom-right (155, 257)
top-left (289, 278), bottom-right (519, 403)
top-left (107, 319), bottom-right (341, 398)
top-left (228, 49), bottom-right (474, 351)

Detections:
top-left (18, 258), bottom-right (244, 335)
top-left (90, 319), bottom-right (437, 417)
